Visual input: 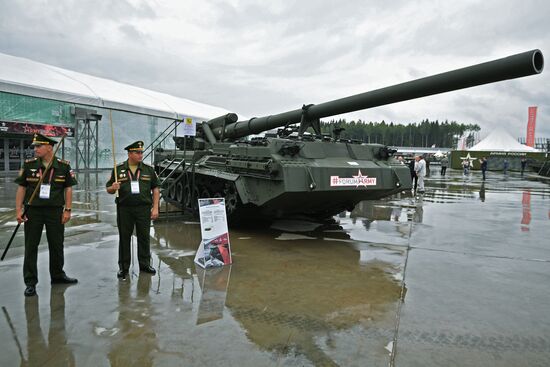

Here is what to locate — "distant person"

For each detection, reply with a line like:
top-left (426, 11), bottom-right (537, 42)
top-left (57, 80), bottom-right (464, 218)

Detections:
top-left (414, 155), bottom-right (426, 193)
top-left (480, 157), bottom-right (488, 180)
top-left (425, 156), bottom-right (431, 177)
top-left (520, 157), bottom-right (527, 176)
top-left (408, 158), bottom-right (417, 191)
top-left (397, 156), bottom-right (405, 165)
top-left (462, 159), bottom-right (471, 175)
top-left (503, 158), bottom-right (509, 175)
top-left (440, 155), bottom-right (449, 176)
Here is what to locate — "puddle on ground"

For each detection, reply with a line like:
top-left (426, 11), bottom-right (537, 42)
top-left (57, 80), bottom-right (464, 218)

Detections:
top-left (0, 169), bottom-right (549, 366)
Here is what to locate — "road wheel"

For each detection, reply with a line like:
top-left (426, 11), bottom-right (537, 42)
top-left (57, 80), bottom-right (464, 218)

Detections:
top-left (223, 182), bottom-right (240, 217)
top-left (168, 179), bottom-right (176, 199)
top-left (175, 181), bottom-right (184, 203)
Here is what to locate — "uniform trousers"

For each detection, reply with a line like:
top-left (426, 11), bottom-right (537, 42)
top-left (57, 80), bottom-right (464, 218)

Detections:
top-left (117, 205), bottom-right (151, 271)
top-left (23, 206), bottom-right (65, 286)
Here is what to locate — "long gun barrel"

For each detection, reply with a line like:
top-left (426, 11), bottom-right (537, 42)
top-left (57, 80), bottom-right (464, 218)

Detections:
top-left (217, 49), bottom-right (543, 140)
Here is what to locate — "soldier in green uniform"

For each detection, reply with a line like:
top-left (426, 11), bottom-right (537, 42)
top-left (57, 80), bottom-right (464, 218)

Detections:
top-left (106, 141), bottom-right (160, 279)
top-left (15, 133), bottom-right (78, 297)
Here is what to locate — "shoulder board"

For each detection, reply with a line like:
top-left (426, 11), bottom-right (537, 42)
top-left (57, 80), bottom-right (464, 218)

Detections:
top-left (141, 163), bottom-right (153, 169)
top-left (57, 158), bottom-right (70, 165)
top-left (25, 158), bottom-right (38, 163)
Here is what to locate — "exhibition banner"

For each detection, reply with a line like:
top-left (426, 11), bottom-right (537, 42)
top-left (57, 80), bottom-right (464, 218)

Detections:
top-left (194, 198), bottom-right (232, 268)
top-left (526, 106), bottom-right (537, 147)
top-left (0, 120), bottom-right (74, 137)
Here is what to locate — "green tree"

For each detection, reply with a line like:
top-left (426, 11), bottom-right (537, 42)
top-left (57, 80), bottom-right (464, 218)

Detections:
top-left (320, 118), bottom-right (479, 146)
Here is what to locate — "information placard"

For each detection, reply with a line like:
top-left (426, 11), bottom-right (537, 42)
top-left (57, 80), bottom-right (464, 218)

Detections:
top-left (194, 198), bottom-right (232, 268)
top-left (178, 117), bottom-right (196, 137)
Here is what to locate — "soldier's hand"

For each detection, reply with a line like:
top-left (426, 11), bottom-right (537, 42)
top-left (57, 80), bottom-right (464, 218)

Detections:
top-left (61, 210), bottom-right (71, 224)
top-left (111, 182), bottom-right (121, 191)
top-left (16, 209), bottom-right (27, 224)
top-left (151, 208), bottom-right (159, 221)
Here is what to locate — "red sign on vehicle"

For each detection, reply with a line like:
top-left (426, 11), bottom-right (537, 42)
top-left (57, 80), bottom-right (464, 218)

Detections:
top-left (330, 170), bottom-right (377, 187)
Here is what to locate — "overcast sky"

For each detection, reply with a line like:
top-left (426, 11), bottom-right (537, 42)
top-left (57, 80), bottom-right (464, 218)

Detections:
top-left (1, 0), bottom-right (549, 139)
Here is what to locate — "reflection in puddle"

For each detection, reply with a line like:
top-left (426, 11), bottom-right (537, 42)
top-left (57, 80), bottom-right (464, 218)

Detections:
top-left (151, 219), bottom-right (405, 365)
top-left (521, 191), bottom-right (531, 232)
top-left (108, 277), bottom-right (158, 366)
top-left (275, 233), bottom-right (317, 241)
top-left (19, 286), bottom-right (75, 366)
top-left (271, 219), bottom-right (323, 232)
top-left (196, 265), bottom-right (231, 325)
top-left (2, 170), bottom-right (549, 366)
top-left (224, 231), bottom-right (403, 366)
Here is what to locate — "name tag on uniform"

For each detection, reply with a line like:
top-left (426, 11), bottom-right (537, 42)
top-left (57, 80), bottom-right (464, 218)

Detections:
top-left (39, 184), bottom-right (51, 199)
top-left (131, 181), bottom-right (140, 194)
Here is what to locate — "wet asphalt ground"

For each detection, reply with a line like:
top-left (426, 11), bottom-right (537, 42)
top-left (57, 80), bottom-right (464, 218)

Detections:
top-left (0, 168), bottom-right (549, 366)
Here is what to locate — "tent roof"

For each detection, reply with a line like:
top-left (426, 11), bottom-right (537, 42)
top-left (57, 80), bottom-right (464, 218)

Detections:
top-left (0, 52), bottom-right (232, 121)
top-left (469, 129), bottom-right (537, 152)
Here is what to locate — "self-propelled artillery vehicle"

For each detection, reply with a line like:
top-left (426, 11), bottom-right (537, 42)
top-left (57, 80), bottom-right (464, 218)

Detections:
top-left (154, 49), bottom-right (543, 223)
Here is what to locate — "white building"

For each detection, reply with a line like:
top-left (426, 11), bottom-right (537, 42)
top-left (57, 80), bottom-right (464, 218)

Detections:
top-left (0, 52), bottom-right (232, 172)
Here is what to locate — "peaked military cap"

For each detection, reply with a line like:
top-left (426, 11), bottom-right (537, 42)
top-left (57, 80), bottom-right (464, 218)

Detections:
top-left (30, 133), bottom-right (58, 146)
top-left (124, 140), bottom-right (144, 151)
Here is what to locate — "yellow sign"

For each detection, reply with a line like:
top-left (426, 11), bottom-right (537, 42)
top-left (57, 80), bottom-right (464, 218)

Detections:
top-left (181, 117), bottom-right (196, 136)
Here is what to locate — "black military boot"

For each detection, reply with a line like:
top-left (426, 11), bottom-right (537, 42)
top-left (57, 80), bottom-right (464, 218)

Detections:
top-left (139, 265), bottom-right (156, 275)
top-left (51, 275), bottom-right (78, 284)
top-left (24, 285), bottom-right (36, 297)
top-left (117, 270), bottom-right (128, 280)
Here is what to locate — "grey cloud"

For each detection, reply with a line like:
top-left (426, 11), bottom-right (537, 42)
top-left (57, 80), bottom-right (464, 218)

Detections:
top-left (118, 24), bottom-right (151, 43)
top-left (0, 0), bottom-right (155, 30)
top-left (0, 0), bottom-right (549, 138)
top-left (406, 1), bottom-right (549, 56)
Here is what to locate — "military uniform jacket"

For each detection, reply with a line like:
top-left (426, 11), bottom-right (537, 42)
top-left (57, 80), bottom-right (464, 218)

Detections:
top-left (106, 160), bottom-right (160, 207)
top-left (14, 157), bottom-right (78, 207)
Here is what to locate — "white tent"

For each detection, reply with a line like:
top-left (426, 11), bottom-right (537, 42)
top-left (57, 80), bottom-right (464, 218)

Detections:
top-left (0, 52), bottom-right (232, 121)
top-left (469, 129), bottom-right (537, 152)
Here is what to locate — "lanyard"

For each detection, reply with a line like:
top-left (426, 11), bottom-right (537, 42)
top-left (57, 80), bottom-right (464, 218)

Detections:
top-left (38, 167), bottom-right (55, 184)
top-left (127, 168), bottom-right (141, 181)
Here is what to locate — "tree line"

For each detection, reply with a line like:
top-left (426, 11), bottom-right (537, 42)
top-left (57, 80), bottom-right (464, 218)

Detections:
top-left (320, 119), bottom-right (480, 148)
